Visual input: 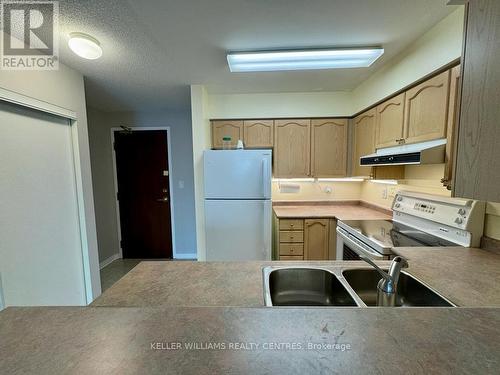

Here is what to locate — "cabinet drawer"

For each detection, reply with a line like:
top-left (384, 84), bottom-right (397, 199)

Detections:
top-left (279, 219), bottom-right (304, 230)
top-left (279, 231), bottom-right (304, 243)
top-left (279, 255), bottom-right (304, 261)
top-left (279, 244), bottom-right (304, 256)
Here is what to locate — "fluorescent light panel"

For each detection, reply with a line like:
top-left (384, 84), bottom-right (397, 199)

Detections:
top-left (227, 48), bottom-right (384, 72)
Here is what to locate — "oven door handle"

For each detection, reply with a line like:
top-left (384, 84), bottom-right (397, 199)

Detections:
top-left (336, 227), bottom-right (385, 260)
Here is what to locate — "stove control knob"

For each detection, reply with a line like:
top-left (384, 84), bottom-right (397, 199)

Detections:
top-left (458, 208), bottom-right (466, 215)
top-left (455, 217), bottom-right (463, 224)
top-left (397, 196), bottom-right (403, 202)
top-left (395, 203), bottom-right (401, 208)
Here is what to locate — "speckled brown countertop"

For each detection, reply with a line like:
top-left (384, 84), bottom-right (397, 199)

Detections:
top-left (392, 247), bottom-right (500, 307)
top-left (92, 261), bottom-right (268, 307)
top-left (1, 306), bottom-right (500, 374)
top-left (92, 255), bottom-right (500, 308)
top-left (272, 201), bottom-right (392, 220)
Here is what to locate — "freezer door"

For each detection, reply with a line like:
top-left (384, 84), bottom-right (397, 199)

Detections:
top-left (204, 150), bottom-right (272, 199)
top-left (205, 200), bottom-right (272, 261)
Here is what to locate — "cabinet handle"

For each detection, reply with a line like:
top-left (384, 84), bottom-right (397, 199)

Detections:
top-left (290, 224), bottom-right (294, 227)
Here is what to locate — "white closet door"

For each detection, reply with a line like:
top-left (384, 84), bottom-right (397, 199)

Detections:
top-left (0, 101), bottom-right (86, 306)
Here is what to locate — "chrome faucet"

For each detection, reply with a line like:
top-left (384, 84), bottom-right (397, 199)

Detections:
top-left (360, 256), bottom-right (409, 307)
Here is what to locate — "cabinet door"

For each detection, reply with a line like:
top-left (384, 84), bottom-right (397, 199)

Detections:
top-left (304, 219), bottom-right (329, 260)
top-left (243, 120), bottom-right (274, 148)
top-left (443, 65), bottom-right (461, 191)
top-left (352, 109), bottom-right (376, 177)
top-left (311, 119), bottom-right (347, 177)
top-left (403, 70), bottom-right (451, 144)
top-left (375, 93), bottom-right (405, 149)
top-left (274, 119), bottom-right (311, 178)
top-left (211, 120), bottom-right (243, 149)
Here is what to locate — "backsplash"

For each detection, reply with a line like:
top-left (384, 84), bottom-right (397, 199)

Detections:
top-left (484, 202), bottom-right (500, 241)
top-left (272, 181), bottom-right (362, 201)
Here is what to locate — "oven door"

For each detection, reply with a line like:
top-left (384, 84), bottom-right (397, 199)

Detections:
top-left (336, 226), bottom-right (387, 261)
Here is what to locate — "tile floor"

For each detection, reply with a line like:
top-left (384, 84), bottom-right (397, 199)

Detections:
top-left (100, 259), bottom-right (141, 292)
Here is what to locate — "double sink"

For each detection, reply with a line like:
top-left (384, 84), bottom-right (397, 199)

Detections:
top-left (262, 266), bottom-right (455, 307)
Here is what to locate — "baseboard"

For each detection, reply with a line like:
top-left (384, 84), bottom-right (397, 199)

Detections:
top-left (99, 253), bottom-right (122, 269)
top-left (174, 253), bottom-right (197, 260)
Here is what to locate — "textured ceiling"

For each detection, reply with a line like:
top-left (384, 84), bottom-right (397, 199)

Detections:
top-left (56, 0), bottom-right (458, 111)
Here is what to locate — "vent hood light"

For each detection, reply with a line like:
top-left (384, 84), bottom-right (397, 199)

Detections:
top-left (227, 48), bottom-right (384, 72)
top-left (360, 139), bottom-right (447, 167)
top-left (68, 32), bottom-right (102, 60)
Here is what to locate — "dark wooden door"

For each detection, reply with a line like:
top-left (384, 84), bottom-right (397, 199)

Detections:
top-left (114, 130), bottom-right (173, 259)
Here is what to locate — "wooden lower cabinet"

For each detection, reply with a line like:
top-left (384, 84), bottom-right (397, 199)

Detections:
top-left (275, 217), bottom-right (337, 261)
top-left (304, 219), bottom-right (329, 260)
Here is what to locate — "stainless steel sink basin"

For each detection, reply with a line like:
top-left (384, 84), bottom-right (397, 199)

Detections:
top-left (263, 267), bottom-right (357, 306)
top-left (342, 269), bottom-right (455, 307)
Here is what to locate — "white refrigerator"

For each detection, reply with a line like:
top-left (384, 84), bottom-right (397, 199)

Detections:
top-left (204, 150), bottom-right (272, 261)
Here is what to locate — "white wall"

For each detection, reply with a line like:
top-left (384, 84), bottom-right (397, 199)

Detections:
top-left (0, 63), bottom-right (100, 302)
top-left (87, 108), bottom-right (197, 262)
top-left (190, 85), bottom-right (211, 261)
top-left (208, 91), bottom-right (353, 119)
top-left (351, 7), bottom-right (465, 113)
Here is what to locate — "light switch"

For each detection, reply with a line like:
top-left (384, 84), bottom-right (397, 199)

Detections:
top-left (178, 180), bottom-right (184, 189)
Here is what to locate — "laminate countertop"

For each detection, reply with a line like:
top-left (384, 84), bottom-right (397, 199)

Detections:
top-left (392, 246), bottom-right (500, 307)
top-left (91, 252), bottom-right (500, 308)
top-left (1, 306), bottom-right (499, 374)
top-left (272, 202), bottom-right (392, 220)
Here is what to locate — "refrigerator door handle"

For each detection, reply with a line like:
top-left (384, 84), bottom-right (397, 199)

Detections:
top-left (262, 158), bottom-right (271, 199)
top-left (263, 200), bottom-right (272, 259)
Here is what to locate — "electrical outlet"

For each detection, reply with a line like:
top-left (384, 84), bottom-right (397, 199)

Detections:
top-left (382, 186), bottom-right (388, 200)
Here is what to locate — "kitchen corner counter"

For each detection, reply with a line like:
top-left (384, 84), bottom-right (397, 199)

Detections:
top-left (91, 261), bottom-right (268, 307)
top-left (272, 201), bottom-right (391, 220)
top-left (1, 306), bottom-right (500, 374)
top-left (392, 246), bottom-right (500, 307)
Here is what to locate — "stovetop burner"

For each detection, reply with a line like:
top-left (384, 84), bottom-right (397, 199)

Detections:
top-left (338, 219), bottom-right (458, 252)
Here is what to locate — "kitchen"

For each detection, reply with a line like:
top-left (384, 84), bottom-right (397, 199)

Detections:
top-left (1, 0), bottom-right (500, 374)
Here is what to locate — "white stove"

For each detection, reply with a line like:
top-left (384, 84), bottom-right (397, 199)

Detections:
top-left (336, 191), bottom-right (486, 260)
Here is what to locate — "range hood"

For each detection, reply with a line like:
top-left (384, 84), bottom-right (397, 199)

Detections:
top-left (360, 139), bottom-right (446, 166)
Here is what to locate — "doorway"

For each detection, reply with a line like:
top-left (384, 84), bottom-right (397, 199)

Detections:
top-left (112, 128), bottom-right (174, 259)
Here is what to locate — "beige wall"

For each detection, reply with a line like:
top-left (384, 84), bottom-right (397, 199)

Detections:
top-left (484, 203), bottom-right (500, 241)
top-left (351, 7), bottom-right (464, 113)
top-left (272, 181), bottom-right (362, 201)
top-left (208, 91), bottom-right (353, 119)
top-left (191, 85), bottom-right (212, 260)
top-left (0, 63), bottom-right (100, 301)
top-left (360, 165), bottom-right (451, 209)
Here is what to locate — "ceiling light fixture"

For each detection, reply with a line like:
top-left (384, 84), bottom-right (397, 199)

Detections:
top-left (68, 32), bottom-right (102, 60)
top-left (227, 48), bottom-right (384, 72)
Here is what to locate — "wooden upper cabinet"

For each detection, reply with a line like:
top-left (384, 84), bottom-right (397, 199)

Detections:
top-left (243, 120), bottom-right (273, 148)
top-left (375, 92), bottom-right (405, 149)
top-left (443, 65), bottom-right (461, 191)
top-left (274, 119), bottom-right (311, 178)
top-left (211, 120), bottom-right (243, 149)
top-left (403, 70), bottom-right (451, 145)
top-left (304, 219), bottom-right (329, 260)
top-left (311, 119), bottom-right (347, 177)
top-left (352, 109), bottom-right (376, 177)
